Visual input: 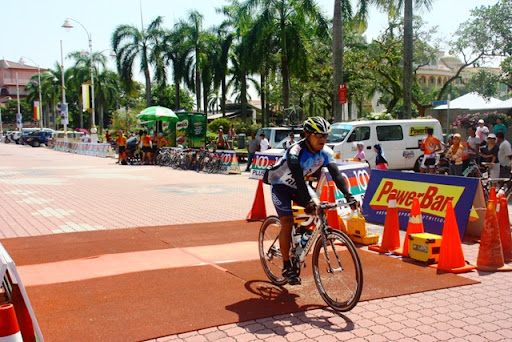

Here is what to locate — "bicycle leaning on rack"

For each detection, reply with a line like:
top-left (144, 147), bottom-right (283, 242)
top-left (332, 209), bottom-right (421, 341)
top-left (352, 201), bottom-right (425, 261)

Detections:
top-left (258, 181), bottom-right (363, 312)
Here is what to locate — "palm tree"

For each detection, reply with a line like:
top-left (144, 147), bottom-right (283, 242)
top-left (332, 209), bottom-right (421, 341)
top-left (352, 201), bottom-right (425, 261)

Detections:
top-left (243, 0), bottom-right (328, 110)
top-left (211, 24), bottom-right (234, 117)
top-left (377, 0), bottom-right (434, 118)
top-left (156, 23), bottom-right (194, 111)
top-left (183, 11), bottom-right (206, 112)
top-left (95, 70), bottom-right (120, 133)
top-left (112, 16), bottom-right (164, 107)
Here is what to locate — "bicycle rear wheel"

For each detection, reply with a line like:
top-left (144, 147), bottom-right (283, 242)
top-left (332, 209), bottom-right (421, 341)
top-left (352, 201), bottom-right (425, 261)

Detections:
top-left (258, 216), bottom-right (287, 286)
top-left (312, 229), bottom-right (363, 312)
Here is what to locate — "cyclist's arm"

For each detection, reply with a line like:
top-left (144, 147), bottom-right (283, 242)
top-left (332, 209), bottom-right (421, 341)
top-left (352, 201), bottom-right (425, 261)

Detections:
top-left (327, 162), bottom-right (355, 203)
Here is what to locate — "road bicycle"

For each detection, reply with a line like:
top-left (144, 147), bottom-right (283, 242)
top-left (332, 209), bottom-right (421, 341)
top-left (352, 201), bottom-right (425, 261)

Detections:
top-left (258, 177), bottom-right (363, 312)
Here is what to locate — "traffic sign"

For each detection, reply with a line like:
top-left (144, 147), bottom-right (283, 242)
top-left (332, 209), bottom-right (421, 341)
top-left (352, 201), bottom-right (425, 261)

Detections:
top-left (432, 100), bottom-right (448, 106)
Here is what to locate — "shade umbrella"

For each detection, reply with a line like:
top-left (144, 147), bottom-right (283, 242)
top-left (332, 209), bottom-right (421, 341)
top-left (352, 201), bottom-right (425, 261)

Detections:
top-left (136, 106), bottom-right (178, 122)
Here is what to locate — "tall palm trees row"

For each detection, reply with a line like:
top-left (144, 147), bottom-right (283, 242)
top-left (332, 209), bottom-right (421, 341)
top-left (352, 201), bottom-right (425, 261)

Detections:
top-left (20, 0), bottom-right (432, 130)
top-left (112, 0), bottom-right (433, 122)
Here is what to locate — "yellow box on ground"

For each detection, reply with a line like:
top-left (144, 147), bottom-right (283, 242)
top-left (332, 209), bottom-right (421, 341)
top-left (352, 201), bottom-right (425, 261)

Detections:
top-left (408, 233), bottom-right (442, 264)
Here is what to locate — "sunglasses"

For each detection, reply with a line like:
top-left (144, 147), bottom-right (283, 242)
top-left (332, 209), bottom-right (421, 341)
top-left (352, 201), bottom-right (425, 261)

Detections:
top-left (313, 133), bottom-right (329, 138)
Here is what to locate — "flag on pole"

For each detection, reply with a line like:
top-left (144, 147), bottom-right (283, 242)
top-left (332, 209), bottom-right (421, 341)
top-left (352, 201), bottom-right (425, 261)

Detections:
top-left (81, 83), bottom-right (91, 112)
top-left (33, 101), bottom-right (40, 121)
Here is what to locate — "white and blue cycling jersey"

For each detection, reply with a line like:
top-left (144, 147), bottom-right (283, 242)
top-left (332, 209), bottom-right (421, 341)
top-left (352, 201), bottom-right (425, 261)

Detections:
top-left (266, 141), bottom-right (336, 189)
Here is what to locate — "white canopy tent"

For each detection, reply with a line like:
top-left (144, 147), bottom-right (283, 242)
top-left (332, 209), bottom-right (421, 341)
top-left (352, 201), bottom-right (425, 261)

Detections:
top-left (433, 92), bottom-right (503, 110)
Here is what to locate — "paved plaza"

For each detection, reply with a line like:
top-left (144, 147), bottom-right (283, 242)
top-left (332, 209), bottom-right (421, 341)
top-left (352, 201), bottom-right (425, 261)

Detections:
top-left (1, 143), bottom-right (512, 342)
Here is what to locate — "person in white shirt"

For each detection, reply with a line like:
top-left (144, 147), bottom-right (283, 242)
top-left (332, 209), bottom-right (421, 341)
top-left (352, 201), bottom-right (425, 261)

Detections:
top-left (496, 132), bottom-right (512, 178)
top-left (82, 133), bottom-right (90, 143)
top-left (466, 126), bottom-right (481, 160)
top-left (476, 119), bottom-right (489, 145)
top-left (259, 133), bottom-right (270, 152)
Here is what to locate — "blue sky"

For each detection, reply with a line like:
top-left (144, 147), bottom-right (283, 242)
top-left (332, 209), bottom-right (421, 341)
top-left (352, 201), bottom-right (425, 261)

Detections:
top-left (3, 0), bottom-right (498, 79)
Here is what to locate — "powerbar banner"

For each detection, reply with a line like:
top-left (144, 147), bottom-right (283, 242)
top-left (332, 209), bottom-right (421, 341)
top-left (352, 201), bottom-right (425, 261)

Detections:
top-left (362, 170), bottom-right (480, 237)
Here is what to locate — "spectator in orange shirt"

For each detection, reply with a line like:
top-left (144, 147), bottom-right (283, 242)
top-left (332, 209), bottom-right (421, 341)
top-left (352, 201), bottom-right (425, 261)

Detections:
top-left (116, 130), bottom-right (127, 164)
top-left (420, 128), bottom-right (442, 173)
top-left (141, 130), bottom-right (153, 165)
top-left (153, 133), bottom-right (167, 164)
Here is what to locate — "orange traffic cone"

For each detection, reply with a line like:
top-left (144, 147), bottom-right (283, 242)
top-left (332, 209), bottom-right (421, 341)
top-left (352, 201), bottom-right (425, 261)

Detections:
top-left (369, 190), bottom-right (401, 253)
top-left (326, 181), bottom-right (343, 231)
top-left (399, 197), bottom-right (424, 257)
top-left (430, 200), bottom-right (476, 273)
top-left (497, 194), bottom-right (512, 263)
top-left (0, 304), bottom-right (23, 342)
top-left (488, 186), bottom-right (497, 202)
top-left (476, 200), bottom-right (512, 271)
top-left (246, 179), bottom-right (267, 221)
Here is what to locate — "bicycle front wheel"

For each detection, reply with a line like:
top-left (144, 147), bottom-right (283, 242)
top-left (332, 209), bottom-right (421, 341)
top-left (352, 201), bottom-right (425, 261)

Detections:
top-left (312, 229), bottom-right (363, 312)
top-left (258, 216), bottom-right (287, 286)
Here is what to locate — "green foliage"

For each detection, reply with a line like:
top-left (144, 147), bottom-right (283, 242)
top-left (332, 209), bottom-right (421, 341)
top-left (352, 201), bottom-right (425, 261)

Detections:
top-left (151, 84), bottom-right (194, 111)
top-left (208, 118), bottom-right (232, 133)
top-left (110, 108), bottom-right (140, 133)
top-left (452, 111), bottom-right (512, 129)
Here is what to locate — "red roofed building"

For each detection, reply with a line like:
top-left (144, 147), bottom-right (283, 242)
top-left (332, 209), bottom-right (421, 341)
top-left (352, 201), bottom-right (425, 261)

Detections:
top-left (0, 59), bottom-right (45, 102)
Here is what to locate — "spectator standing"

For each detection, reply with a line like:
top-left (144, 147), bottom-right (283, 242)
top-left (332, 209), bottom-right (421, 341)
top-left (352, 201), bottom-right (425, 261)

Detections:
top-left (467, 126), bottom-right (481, 161)
top-left (354, 143), bottom-right (366, 161)
top-left (494, 117), bottom-right (507, 135)
top-left (496, 132), bottom-right (512, 178)
top-left (283, 133), bottom-right (296, 149)
top-left (476, 119), bottom-right (489, 145)
top-left (105, 130), bottom-right (111, 143)
top-left (259, 133), bottom-right (270, 152)
top-left (216, 129), bottom-right (227, 149)
top-left (228, 124), bottom-right (236, 149)
top-left (141, 130), bottom-right (153, 165)
top-left (82, 132), bottom-right (90, 143)
top-left (245, 132), bottom-right (260, 172)
top-left (481, 134), bottom-right (499, 178)
top-left (374, 144), bottom-right (388, 170)
top-left (420, 128), bottom-right (442, 173)
top-left (446, 133), bottom-right (464, 176)
top-left (116, 130), bottom-right (127, 164)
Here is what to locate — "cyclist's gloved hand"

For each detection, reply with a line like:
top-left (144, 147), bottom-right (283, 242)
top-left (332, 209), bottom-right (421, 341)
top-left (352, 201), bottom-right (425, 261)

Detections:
top-left (305, 201), bottom-right (316, 214)
top-left (346, 196), bottom-right (359, 211)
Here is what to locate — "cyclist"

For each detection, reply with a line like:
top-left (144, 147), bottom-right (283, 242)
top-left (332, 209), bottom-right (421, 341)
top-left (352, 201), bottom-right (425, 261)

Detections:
top-left (264, 116), bottom-right (357, 285)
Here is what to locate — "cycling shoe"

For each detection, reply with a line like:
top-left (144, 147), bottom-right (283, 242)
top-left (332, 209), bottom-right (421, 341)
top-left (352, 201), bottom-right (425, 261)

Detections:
top-left (282, 265), bottom-right (301, 285)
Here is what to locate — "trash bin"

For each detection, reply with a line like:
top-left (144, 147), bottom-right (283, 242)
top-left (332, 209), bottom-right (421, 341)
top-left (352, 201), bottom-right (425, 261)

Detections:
top-left (238, 134), bottom-right (246, 149)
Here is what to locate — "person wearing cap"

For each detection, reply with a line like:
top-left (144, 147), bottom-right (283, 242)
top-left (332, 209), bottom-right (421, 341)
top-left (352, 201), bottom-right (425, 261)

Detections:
top-left (476, 119), bottom-right (489, 145)
top-left (481, 133), bottom-right (499, 178)
top-left (216, 128), bottom-right (227, 149)
top-left (446, 133), bottom-right (464, 176)
top-left (496, 132), bottom-right (512, 178)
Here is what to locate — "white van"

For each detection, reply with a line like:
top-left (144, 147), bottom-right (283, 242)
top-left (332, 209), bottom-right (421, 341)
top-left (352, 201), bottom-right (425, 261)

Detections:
top-left (256, 127), bottom-right (303, 148)
top-left (327, 119), bottom-right (443, 170)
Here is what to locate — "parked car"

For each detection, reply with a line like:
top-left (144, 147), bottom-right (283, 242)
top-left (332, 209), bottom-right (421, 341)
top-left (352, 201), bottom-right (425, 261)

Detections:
top-left (24, 129), bottom-right (54, 147)
top-left (7, 131), bottom-right (22, 144)
top-left (256, 127), bottom-right (303, 149)
top-left (19, 128), bottom-right (42, 145)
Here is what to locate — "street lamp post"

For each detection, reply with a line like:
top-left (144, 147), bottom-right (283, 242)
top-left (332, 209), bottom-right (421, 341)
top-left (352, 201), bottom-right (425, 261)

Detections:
top-left (19, 57), bottom-right (43, 129)
top-left (60, 40), bottom-right (68, 140)
top-left (62, 18), bottom-right (97, 142)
